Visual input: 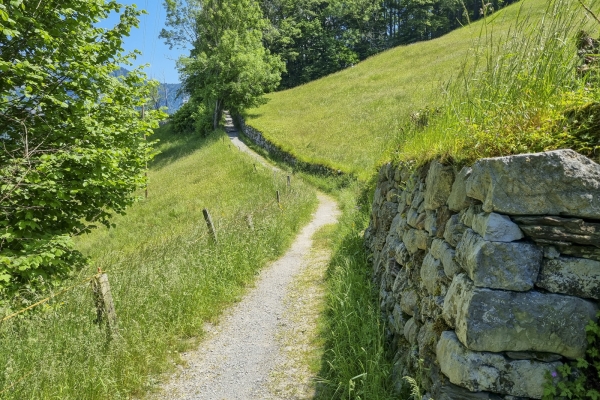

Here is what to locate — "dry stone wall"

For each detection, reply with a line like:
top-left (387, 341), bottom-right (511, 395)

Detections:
top-left (364, 149), bottom-right (600, 400)
top-left (236, 117), bottom-right (345, 176)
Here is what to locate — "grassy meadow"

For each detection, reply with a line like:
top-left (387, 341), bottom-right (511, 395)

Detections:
top-left (0, 126), bottom-right (317, 399)
top-left (246, 0), bottom-right (598, 178)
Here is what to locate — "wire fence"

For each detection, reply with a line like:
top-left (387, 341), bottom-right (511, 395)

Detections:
top-left (0, 135), bottom-right (297, 397)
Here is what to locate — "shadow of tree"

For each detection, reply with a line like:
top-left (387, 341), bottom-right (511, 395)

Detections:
top-left (150, 123), bottom-right (224, 170)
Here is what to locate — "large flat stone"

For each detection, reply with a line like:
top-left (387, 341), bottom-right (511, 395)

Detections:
top-left (471, 212), bottom-right (524, 242)
top-left (411, 189), bottom-right (425, 210)
top-left (424, 161), bottom-right (455, 210)
top-left (513, 216), bottom-right (600, 247)
top-left (443, 274), bottom-right (598, 359)
top-left (537, 256), bottom-right (600, 300)
top-left (455, 229), bottom-right (542, 291)
top-left (404, 317), bottom-right (419, 344)
top-left (400, 289), bottom-right (419, 316)
top-left (465, 150), bottom-right (600, 219)
top-left (435, 383), bottom-right (504, 400)
top-left (559, 244), bottom-right (600, 261)
top-left (425, 206), bottom-right (451, 238)
top-left (437, 331), bottom-right (562, 399)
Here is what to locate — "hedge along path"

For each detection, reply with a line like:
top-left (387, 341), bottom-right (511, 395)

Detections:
top-left (150, 116), bottom-right (340, 399)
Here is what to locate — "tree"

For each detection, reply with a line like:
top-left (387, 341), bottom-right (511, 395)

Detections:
top-left (163, 0), bottom-right (284, 132)
top-left (0, 0), bottom-right (164, 293)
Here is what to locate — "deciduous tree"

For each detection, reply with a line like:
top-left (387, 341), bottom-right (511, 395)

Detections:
top-left (163, 0), bottom-right (284, 132)
top-left (0, 0), bottom-right (164, 293)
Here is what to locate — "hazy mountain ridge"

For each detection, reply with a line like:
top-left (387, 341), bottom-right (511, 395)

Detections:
top-left (112, 67), bottom-right (184, 114)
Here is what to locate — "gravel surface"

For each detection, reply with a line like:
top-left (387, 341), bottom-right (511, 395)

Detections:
top-left (151, 115), bottom-right (340, 399)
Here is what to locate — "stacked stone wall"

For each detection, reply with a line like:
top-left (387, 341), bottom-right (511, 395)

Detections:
top-left (235, 117), bottom-right (345, 177)
top-left (364, 149), bottom-right (600, 399)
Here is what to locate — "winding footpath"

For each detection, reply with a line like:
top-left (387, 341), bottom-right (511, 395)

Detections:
top-left (151, 114), bottom-right (340, 399)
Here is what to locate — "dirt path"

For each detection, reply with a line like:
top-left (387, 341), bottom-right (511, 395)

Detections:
top-left (151, 115), bottom-right (340, 399)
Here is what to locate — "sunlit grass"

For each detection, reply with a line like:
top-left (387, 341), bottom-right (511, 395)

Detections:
top-left (245, 0), bottom-right (553, 179)
top-left (0, 125), bottom-right (317, 399)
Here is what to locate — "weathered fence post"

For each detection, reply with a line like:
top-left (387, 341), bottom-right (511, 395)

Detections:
top-left (92, 273), bottom-right (118, 334)
top-left (287, 175), bottom-right (291, 188)
top-left (276, 190), bottom-right (281, 204)
top-left (203, 208), bottom-right (218, 243)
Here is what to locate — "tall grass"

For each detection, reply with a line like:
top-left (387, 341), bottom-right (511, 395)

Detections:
top-left (396, 0), bottom-right (600, 164)
top-left (315, 182), bottom-right (396, 400)
top-left (0, 126), bottom-right (317, 399)
top-left (246, 0), bottom-right (553, 179)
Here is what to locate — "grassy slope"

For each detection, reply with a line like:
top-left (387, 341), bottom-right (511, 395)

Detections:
top-left (0, 126), bottom-right (317, 399)
top-left (246, 0), bottom-right (549, 179)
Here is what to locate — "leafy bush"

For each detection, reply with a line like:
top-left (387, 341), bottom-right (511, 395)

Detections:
top-left (543, 312), bottom-right (600, 400)
top-left (169, 99), bottom-right (213, 135)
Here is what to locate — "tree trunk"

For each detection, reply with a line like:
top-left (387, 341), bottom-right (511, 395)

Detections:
top-left (213, 99), bottom-right (222, 130)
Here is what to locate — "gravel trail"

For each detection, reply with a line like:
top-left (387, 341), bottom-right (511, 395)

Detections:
top-left (152, 115), bottom-right (340, 399)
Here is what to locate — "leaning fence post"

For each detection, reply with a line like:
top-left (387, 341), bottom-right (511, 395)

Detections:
top-left (203, 208), bottom-right (218, 243)
top-left (92, 273), bottom-right (118, 334)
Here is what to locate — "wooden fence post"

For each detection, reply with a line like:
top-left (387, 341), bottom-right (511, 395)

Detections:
top-left (276, 190), bottom-right (281, 204)
top-left (92, 273), bottom-right (118, 334)
top-left (203, 208), bottom-right (218, 243)
top-left (287, 175), bottom-right (291, 188)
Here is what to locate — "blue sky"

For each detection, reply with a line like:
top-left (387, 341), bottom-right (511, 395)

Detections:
top-left (97, 1), bottom-right (188, 83)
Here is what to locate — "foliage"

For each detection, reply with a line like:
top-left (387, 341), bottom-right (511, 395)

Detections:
top-left (0, 0), bottom-right (165, 294)
top-left (163, 0), bottom-right (284, 133)
top-left (0, 126), bottom-right (317, 398)
top-left (543, 312), bottom-right (600, 400)
top-left (169, 99), bottom-right (212, 135)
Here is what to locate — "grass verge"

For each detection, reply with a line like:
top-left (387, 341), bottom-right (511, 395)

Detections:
top-left (0, 125), bottom-right (317, 399)
top-left (315, 182), bottom-right (396, 399)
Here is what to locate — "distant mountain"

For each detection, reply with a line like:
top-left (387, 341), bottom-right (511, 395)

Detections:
top-left (111, 67), bottom-right (184, 115)
top-left (154, 82), bottom-right (185, 115)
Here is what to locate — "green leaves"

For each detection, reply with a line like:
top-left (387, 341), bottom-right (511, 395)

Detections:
top-left (170, 0), bottom-right (284, 134)
top-left (543, 311), bottom-right (600, 400)
top-left (0, 0), bottom-right (166, 295)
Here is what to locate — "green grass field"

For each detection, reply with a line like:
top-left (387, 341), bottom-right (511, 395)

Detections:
top-left (0, 126), bottom-right (317, 399)
top-left (246, 0), bottom-right (594, 178)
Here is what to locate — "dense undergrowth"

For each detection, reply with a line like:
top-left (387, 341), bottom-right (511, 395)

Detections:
top-left (0, 125), bottom-right (317, 399)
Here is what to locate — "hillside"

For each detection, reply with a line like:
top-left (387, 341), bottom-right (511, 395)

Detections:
top-left (244, 0), bottom-right (588, 179)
